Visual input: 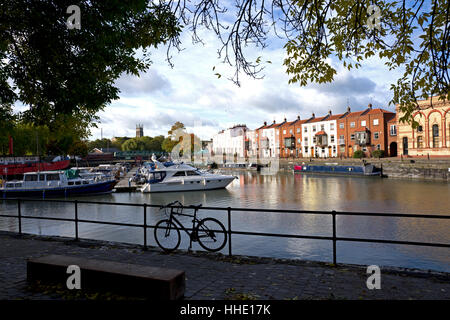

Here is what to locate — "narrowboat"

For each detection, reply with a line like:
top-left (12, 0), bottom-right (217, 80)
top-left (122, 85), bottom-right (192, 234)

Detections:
top-left (294, 164), bottom-right (381, 176)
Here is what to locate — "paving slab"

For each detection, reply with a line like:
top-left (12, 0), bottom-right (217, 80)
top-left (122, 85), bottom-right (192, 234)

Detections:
top-left (0, 231), bottom-right (449, 300)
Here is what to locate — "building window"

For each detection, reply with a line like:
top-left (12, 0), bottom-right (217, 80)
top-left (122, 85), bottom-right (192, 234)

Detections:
top-left (373, 119), bottom-right (379, 126)
top-left (417, 136), bottom-right (423, 148)
top-left (330, 135), bottom-right (335, 143)
top-left (321, 124), bottom-right (325, 131)
top-left (374, 132), bottom-right (379, 139)
top-left (376, 144), bottom-right (381, 150)
top-left (361, 120), bottom-right (366, 127)
top-left (432, 124), bottom-right (439, 148)
top-left (297, 128), bottom-right (300, 133)
top-left (313, 137), bottom-right (317, 144)
top-left (304, 146), bottom-right (308, 153)
top-left (297, 138), bottom-right (301, 144)
top-left (304, 137), bottom-right (308, 145)
top-left (290, 129), bottom-right (293, 134)
top-left (330, 123), bottom-right (335, 130)
top-left (339, 122), bottom-right (344, 129)
top-left (390, 125), bottom-right (397, 136)
top-left (283, 130), bottom-right (286, 134)
top-left (304, 127), bottom-right (308, 133)
top-left (333, 145), bottom-right (336, 153)
top-left (350, 122), bottom-right (355, 128)
top-left (351, 134), bottom-right (355, 140)
top-left (417, 125), bottom-right (423, 132)
top-left (313, 126), bottom-right (316, 132)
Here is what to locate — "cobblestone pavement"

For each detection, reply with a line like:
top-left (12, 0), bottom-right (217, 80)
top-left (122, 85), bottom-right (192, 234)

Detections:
top-left (0, 231), bottom-right (449, 300)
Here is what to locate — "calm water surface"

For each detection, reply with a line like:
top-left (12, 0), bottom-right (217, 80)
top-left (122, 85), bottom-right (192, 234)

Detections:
top-left (1, 171), bottom-right (449, 272)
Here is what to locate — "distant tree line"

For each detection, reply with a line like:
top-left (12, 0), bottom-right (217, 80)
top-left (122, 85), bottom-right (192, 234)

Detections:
top-left (0, 120), bottom-right (202, 157)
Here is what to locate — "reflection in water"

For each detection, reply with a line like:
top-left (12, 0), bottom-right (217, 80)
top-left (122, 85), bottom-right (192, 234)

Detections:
top-left (0, 171), bottom-right (449, 271)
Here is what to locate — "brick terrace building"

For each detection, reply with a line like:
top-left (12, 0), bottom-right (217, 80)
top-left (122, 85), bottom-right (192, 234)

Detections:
top-left (289, 116), bottom-right (312, 158)
top-left (279, 118), bottom-right (296, 158)
top-left (212, 97), bottom-right (449, 160)
top-left (336, 104), bottom-right (396, 158)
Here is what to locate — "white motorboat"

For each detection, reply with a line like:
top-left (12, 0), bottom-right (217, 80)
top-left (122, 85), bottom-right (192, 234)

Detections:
top-left (140, 162), bottom-right (237, 193)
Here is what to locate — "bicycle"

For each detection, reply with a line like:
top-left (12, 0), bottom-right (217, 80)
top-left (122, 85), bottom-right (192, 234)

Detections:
top-left (154, 201), bottom-right (227, 252)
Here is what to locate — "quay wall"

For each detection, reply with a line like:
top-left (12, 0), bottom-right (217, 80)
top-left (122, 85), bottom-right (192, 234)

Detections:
top-left (276, 158), bottom-right (450, 181)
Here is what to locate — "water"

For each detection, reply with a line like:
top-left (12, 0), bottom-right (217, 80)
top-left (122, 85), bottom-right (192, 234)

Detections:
top-left (1, 171), bottom-right (449, 272)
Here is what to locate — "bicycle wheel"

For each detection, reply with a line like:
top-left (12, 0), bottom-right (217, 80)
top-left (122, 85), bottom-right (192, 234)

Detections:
top-left (196, 217), bottom-right (227, 252)
top-left (154, 219), bottom-right (181, 252)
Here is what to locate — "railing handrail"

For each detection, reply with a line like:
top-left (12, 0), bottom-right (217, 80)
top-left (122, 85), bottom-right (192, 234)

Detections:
top-left (1, 197), bottom-right (449, 219)
top-left (1, 198), bottom-right (449, 267)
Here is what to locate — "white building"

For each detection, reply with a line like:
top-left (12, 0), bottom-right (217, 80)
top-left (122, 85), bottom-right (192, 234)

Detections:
top-left (212, 125), bottom-right (248, 159)
top-left (259, 120), bottom-right (285, 158)
top-left (301, 111), bottom-right (341, 158)
top-left (245, 130), bottom-right (258, 158)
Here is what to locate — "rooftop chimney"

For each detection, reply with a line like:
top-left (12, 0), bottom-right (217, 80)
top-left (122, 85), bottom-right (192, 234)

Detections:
top-left (328, 110), bottom-right (332, 115)
top-left (264, 121), bottom-right (267, 126)
top-left (284, 117), bottom-right (287, 122)
top-left (312, 113), bottom-right (315, 118)
top-left (297, 115), bottom-right (300, 120)
top-left (368, 103), bottom-right (372, 109)
top-left (273, 120), bottom-right (276, 124)
top-left (347, 106), bottom-right (351, 113)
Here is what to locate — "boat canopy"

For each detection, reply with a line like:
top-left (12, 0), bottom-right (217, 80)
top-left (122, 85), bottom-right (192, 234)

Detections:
top-left (64, 169), bottom-right (80, 179)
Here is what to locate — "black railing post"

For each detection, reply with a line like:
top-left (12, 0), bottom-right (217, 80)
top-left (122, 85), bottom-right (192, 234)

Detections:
top-left (143, 203), bottom-right (147, 250)
top-left (74, 200), bottom-right (79, 241)
top-left (227, 207), bottom-right (232, 256)
top-left (18, 199), bottom-right (22, 235)
top-left (332, 210), bottom-right (337, 265)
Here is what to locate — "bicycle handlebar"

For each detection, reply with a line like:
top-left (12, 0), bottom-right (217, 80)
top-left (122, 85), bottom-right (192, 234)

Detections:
top-left (159, 200), bottom-right (183, 209)
top-left (159, 201), bottom-right (203, 213)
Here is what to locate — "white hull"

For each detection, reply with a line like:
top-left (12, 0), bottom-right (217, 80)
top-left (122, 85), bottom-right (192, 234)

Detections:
top-left (140, 176), bottom-right (235, 193)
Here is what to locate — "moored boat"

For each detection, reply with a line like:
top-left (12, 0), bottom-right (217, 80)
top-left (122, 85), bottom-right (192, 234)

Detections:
top-left (0, 156), bottom-right (70, 176)
top-left (0, 170), bottom-right (117, 198)
top-left (140, 161), bottom-right (237, 193)
top-left (294, 164), bottom-right (381, 176)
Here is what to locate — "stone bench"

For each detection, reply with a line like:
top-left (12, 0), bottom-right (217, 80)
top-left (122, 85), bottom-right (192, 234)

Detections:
top-left (27, 254), bottom-right (185, 300)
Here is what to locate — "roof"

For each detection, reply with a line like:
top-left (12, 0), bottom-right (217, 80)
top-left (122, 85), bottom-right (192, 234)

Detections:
top-left (315, 130), bottom-right (327, 136)
top-left (328, 113), bottom-right (347, 120)
top-left (280, 121), bottom-right (295, 128)
top-left (255, 123), bottom-right (269, 130)
top-left (290, 117), bottom-right (312, 126)
top-left (306, 116), bottom-right (328, 124)
top-left (366, 108), bottom-right (395, 115)
top-left (345, 107), bottom-right (372, 118)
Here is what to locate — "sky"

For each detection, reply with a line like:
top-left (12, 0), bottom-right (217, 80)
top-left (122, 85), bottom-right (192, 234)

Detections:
top-left (94, 25), bottom-right (401, 142)
top-left (13, 4), bottom-right (406, 141)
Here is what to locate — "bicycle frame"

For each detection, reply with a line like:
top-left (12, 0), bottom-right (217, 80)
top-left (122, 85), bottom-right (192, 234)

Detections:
top-left (165, 206), bottom-right (203, 250)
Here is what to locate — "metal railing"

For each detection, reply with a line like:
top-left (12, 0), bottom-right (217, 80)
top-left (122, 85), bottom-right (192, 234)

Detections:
top-left (1, 198), bottom-right (450, 265)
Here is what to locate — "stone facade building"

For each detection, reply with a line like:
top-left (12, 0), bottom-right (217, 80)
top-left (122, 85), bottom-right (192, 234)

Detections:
top-left (397, 97), bottom-right (450, 157)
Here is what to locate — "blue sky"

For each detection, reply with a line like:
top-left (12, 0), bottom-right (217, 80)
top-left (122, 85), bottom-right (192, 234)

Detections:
top-left (92, 22), bottom-right (401, 141)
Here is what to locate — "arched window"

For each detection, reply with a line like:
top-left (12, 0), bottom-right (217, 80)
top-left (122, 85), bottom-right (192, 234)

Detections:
top-left (432, 124), bottom-right (439, 148)
top-left (402, 137), bottom-right (408, 155)
top-left (417, 136), bottom-right (423, 149)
